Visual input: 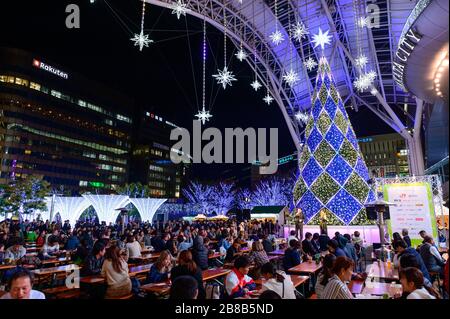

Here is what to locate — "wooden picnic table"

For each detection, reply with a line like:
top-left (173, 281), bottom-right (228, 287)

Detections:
top-left (133, 253), bottom-right (161, 262)
top-left (349, 280), bottom-right (399, 297)
top-left (140, 268), bottom-right (231, 295)
top-left (268, 249), bottom-right (285, 256)
top-left (202, 268), bottom-right (230, 281)
top-left (288, 261), bottom-right (323, 275)
top-left (32, 264), bottom-right (80, 277)
top-left (41, 257), bottom-right (71, 267)
top-left (368, 261), bottom-right (399, 281)
top-left (208, 252), bottom-right (225, 259)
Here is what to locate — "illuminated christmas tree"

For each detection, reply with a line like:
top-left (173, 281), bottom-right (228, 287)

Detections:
top-left (294, 56), bottom-right (376, 225)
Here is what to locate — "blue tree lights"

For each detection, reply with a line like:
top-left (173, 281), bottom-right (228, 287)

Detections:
top-left (294, 57), bottom-right (375, 225)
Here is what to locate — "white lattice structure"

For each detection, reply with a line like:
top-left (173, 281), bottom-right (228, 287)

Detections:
top-left (53, 197), bottom-right (92, 227)
top-left (82, 195), bottom-right (130, 224)
top-left (129, 198), bottom-right (168, 222)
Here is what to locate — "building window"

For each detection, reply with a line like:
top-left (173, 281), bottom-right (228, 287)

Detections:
top-left (30, 82), bottom-right (41, 91)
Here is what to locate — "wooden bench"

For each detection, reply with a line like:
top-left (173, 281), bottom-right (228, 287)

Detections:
top-left (107, 293), bottom-right (134, 300)
top-left (43, 286), bottom-right (80, 299)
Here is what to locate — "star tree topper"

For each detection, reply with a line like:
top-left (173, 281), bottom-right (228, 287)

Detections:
top-left (312, 28), bottom-right (332, 51)
top-left (195, 107), bottom-right (213, 125)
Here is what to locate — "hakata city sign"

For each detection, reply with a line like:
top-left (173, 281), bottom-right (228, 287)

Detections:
top-left (32, 59), bottom-right (69, 79)
top-left (393, 28), bottom-right (423, 92)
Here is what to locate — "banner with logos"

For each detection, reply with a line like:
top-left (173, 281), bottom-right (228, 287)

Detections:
top-left (384, 182), bottom-right (438, 247)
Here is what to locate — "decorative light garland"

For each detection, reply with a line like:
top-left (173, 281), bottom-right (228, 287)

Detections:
top-left (130, 0), bottom-right (153, 51)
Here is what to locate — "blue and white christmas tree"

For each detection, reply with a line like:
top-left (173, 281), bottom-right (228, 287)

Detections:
top-left (294, 56), bottom-right (375, 225)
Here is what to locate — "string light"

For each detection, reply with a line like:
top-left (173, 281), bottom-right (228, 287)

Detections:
top-left (130, 1), bottom-right (153, 51)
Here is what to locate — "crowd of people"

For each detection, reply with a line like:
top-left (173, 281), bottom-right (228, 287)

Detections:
top-left (0, 217), bottom-right (448, 300)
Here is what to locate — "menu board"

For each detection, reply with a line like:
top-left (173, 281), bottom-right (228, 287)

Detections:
top-left (384, 182), bottom-right (438, 247)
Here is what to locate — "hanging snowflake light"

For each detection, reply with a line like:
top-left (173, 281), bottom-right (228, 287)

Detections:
top-left (251, 80), bottom-right (262, 91)
top-left (354, 71), bottom-right (377, 92)
top-left (263, 92), bottom-right (274, 105)
top-left (171, 0), bottom-right (189, 20)
top-left (304, 57), bottom-right (318, 71)
top-left (295, 112), bottom-right (309, 124)
top-left (270, 30), bottom-right (285, 46)
top-left (213, 66), bottom-right (237, 90)
top-left (312, 28), bottom-right (332, 51)
top-left (355, 54), bottom-right (368, 68)
top-left (195, 107), bottom-right (213, 125)
top-left (357, 17), bottom-right (368, 28)
top-left (235, 49), bottom-right (248, 62)
top-left (283, 69), bottom-right (299, 87)
top-left (291, 22), bottom-right (309, 42)
top-left (131, 1), bottom-right (153, 51)
top-left (131, 30), bottom-right (153, 51)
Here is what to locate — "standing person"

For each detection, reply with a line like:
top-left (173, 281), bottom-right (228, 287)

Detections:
top-left (402, 229), bottom-right (412, 247)
top-left (1, 269), bottom-right (45, 299)
top-left (224, 256), bottom-right (256, 299)
top-left (101, 245), bottom-right (132, 298)
top-left (399, 267), bottom-right (438, 299)
top-left (171, 250), bottom-right (206, 299)
top-left (260, 262), bottom-right (296, 299)
top-left (321, 257), bottom-right (354, 299)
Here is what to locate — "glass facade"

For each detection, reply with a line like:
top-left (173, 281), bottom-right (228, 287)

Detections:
top-left (358, 133), bottom-right (410, 178)
top-left (0, 49), bottom-right (132, 193)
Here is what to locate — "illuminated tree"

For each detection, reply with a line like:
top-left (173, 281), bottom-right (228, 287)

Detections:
top-left (182, 181), bottom-right (215, 215)
top-left (294, 57), bottom-right (375, 225)
top-left (252, 177), bottom-right (293, 207)
top-left (210, 182), bottom-right (235, 214)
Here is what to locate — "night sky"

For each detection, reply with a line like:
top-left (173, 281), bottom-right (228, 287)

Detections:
top-left (0, 0), bottom-right (394, 181)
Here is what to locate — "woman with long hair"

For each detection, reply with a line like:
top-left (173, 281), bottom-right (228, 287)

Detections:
top-left (399, 267), bottom-right (439, 299)
top-left (171, 250), bottom-right (206, 299)
top-left (101, 245), bottom-right (132, 298)
top-left (146, 250), bottom-right (172, 283)
top-left (260, 262), bottom-right (296, 299)
top-left (315, 254), bottom-right (337, 299)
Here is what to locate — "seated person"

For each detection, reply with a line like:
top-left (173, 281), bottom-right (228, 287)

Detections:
top-left (259, 290), bottom-right (282, 299)
top-left (248, 241), bottom-right (269, 268)
top-left (399, 267), bottom-right (438, 299)
top-left (225, 239), bottom-right (241, 263)
top-left (260, 262), bottom-right (296, 299)
top-left (224, 255), bottom-right (256, 299)
top-left (321, 256), bottom-right (354, 299)
top-left (1, 268), bottom-right (45, 299)
top-left (351, 231), bottom-right (363, 246)
top-left (82, 240), bottom-right (106, 276)
top-left (327, 239), bottom-right (346, 258)
top-left (393, 240), bottom-right (431, 282)
top-left (146, 250), bottom-right (172, 283)
top-left (40, 235), bottom-right (60, 259)
top-left (5, 238), bottom-right (27, 262)
top-left (177, 234), bottom-right (193, 252)
top-left (315, 254), bottom-right (336, 299)
top-left (287, 230), bottom-right (298, 243)
top-left (101, 245), bottom-right (132, 298)
top-left (171, 250), bottom-right (205, 299)
top-left (282, 239), bottom-right (301, 272)
top-left (399, 253), bottom-right (434, 290)
top-left (302, 232), bottom-right (320, 257)
top-left (169, 275), bottom-right (198, 300)
top-left (318, 231), bottom-right (330, 252)
top-left (125, 235), bottom-right (142, 261)
top-left (262, 234), bottom-right (274, 253)
top-left (0, 243), bottom-right (5, 264)
top-left (419, 236), bottom-right (446, 277)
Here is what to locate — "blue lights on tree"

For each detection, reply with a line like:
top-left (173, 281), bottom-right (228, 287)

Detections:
top-left (294, 57), bottom-right (375, 225)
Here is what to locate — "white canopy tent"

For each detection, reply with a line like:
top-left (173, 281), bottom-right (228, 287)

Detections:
top-left (129, 198), bottom-right (167, 223)
top-left (82, 194), bottom-right (130, 225)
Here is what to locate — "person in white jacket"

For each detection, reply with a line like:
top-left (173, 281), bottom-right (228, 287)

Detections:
top-left (399, 267), bottom-right (438, 299)
top-left (260, 262), bottom-right (296, 299)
